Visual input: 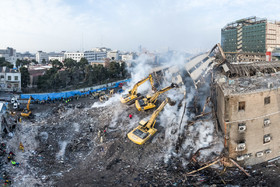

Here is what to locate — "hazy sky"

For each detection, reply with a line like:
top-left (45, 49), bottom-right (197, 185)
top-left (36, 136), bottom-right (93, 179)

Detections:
top-left (1, 0), bottom-right (279, 53)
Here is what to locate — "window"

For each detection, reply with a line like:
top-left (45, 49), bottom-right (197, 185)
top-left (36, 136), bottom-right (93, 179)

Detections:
top-left (264, 96), bottom-right (270, 105)
top-left (238, 123), bottom-right (246, 132)
top-left (264, 134), bottom-right (271, 144)
top-left (238, 101), bottom-right (245, 111)
top-left (0, 75), bottom-right (4, 79)
top-left (264, 119), bottom-right (270, 127)
top-left (15, 76), bottom-right (18, 80)
top-left (8, 76), bottom-right (11, 80)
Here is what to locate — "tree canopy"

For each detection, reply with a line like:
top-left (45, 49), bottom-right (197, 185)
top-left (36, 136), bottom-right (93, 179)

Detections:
top-left (35, 59), bottom-right (128, 92)
top-left (20, 67), bottom-right (30, 88)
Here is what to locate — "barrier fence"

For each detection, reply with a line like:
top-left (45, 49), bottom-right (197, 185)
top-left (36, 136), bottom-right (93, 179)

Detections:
top-left (20, 79), bottom-right (130, 101)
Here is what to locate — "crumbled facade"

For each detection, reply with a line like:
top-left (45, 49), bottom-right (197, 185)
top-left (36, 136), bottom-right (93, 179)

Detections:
top-left (214, 61), bottom-right (280, 165)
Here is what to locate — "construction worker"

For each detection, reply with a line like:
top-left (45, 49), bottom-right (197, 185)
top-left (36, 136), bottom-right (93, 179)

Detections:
top-left (11, 160), bottom-right (16, 166)
top-left (7, 151), bottom-right (15, 162)
top-left (7, 155), bottom-right (12, 162)
top-left (129, 114), bottom-right (133, 119)
top-left (19, 142), bottom-right (24, 152)
top-left (4, 179), bottom-right (11, 186)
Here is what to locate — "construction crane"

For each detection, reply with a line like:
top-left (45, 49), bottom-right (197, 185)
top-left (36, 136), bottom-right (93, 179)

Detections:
top-left (128, 97), bottom-right (173, 145)
top-left (21, 96), bottom-right (33, 117)
top-left (135, 83), bottom-right (178, 111)
top-left (120, 74), bottom-right (156, 104)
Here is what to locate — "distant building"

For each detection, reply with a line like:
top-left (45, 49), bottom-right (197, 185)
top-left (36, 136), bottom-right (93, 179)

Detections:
top-left (28, 65), bottom-right (52, 87)
top-left (49, 56), bottom-right (64, 62)
top-left (64, 52), bottom-right (84, 62)
top-left (0, 47), bottom-right (17, 66)
top-left (121, 53), bottom-right (136, 62)
top-left (107, 50), bottom-right (120, 61)
top-left (84, 48), bottom-right (109, 63)
top-left (0, 66), bottom-right (21, 92)
top-left (221, 16), bottom-right (280, 62)
top-left (19, 51), bottom-right (36, 61)
top-left (36, 51), bottom-right (49, 64)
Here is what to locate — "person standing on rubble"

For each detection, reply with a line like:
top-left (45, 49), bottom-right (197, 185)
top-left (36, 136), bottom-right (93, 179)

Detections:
top-left (19, 142), bottom-right (24, 152)
top-left (7, 152), bottom-right (15, 162)
top-left (129, 114), bottom-right (133, 119)
top-left (11, 160), bottom-right (16, 166)
top-left (3, 179), bottom-right (11, 186)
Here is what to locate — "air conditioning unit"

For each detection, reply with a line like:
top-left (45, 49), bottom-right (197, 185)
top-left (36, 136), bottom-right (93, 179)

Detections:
top-left (236, 143), bottom-right (246, 151)
top-left (238, 125), bottom-right (246, 132)
top-left (265, 149), bottom-right (272, 154)
top-left (237, 155), bottom-right (244, 161)
top-left (244, 153), bottom-right (252, 158)
top-left (264, 119), bottom-right (271, 126)
top-left (264, 136), bottom-right (271, 143)
top-left (256, 151), bottom-right (264, 157)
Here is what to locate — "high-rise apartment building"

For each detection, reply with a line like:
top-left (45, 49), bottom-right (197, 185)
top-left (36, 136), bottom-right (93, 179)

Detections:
top-left (221, 16), bottom-right (280, 55)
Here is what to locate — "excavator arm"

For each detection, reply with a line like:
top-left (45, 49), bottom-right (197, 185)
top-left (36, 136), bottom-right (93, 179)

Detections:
top-left (120, 74), bottom-right (156, 104)
top-left (145, 97), bottom-right (170, 129)
top-left (130, 74), bottom-right (155, 95)
top-left (21, 96), bottom-right (33, 118)
top-left (135, 83), bottom-right (178, 111)
top-left (26, 96), bottom-right (32, 111)
top-left (149, 83), bottom-right (178, 103)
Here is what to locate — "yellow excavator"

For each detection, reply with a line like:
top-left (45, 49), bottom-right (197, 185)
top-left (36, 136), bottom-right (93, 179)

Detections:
top-left (120, 74), bottom-right (156, 104)
top-left (135, 83), bottom-right (178, 111)
top-left (21, 96), bottom-right (33, 117)
top-left (128, 97), bottom-right (173, 145)
top-left (99, 89), bottom-right (114, 102)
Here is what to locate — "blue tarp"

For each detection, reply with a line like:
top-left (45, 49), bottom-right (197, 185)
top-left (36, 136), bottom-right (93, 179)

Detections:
top-left (20, 79), bottom-right (130, 101)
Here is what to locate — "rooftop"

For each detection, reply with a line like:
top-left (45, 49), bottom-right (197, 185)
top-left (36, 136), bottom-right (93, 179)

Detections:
top-left (216, 61), bottom-right (280, 95)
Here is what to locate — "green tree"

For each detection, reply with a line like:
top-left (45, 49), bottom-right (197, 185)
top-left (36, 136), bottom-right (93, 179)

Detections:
top-left (41, 59), bottom-right (47, 64)
top-left (120, 62), bottom-right (127, 78)
top-left (108, 61), bottom-right (120, 78)
top-left (20, 67), bottom-right (30, 88)
top-left (51, 60), bottom-right (63, 70)
top-left (32, 59), bottom-right (38, 64)
top-left (79, 57), bottom-right (88, 68)
top-left (64, 58), bottom-right (77, 69)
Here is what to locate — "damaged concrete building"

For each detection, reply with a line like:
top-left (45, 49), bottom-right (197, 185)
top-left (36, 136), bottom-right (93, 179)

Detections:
top-left (214, 61), bottom-right (280, 165)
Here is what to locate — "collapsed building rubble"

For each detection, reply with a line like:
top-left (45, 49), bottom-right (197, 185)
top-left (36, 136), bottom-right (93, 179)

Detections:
top-left (1, 44), bottom-right (280, 186)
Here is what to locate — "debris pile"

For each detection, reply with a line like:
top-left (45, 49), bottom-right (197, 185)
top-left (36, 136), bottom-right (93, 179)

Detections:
top-left (0, 53), bottom-right (279, 186)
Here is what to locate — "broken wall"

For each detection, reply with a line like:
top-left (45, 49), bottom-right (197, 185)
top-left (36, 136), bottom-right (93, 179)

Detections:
top-left (216, 84), bottom-right (280, 165)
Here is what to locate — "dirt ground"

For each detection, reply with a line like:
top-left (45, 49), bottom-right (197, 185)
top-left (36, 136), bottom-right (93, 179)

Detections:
top-left (1, 94), bottom-right (280, 187)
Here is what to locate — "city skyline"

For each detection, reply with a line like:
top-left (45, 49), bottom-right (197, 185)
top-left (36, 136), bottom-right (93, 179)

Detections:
top-left (1, 0), bottom-right (280, 53)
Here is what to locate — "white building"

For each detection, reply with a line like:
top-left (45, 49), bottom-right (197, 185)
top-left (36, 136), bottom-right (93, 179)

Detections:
top-left (84, 50), bottom-right (107, 63)
top-left (0, 47), bottom-right (17, 67)
top-left (64, 52), bottom-right (84, 62)
top-left (0, 66), bottom-right (21, 92)
top-left (49, 56), bottom-right (64, 62)
top-left (107, 50), bottom-right (120, 60)
top-left (36, 51), bottom-right (48, 64)
top-left (121, 53), bottom-right (135, 62)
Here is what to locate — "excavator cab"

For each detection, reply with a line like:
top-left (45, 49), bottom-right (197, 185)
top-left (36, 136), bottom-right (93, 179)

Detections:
top-left (135, 83), bottom-right (178, 111)
top-left (128, 97), bottom-right (171, 145)
top-left (127, 121), bottom-right (157, 145)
